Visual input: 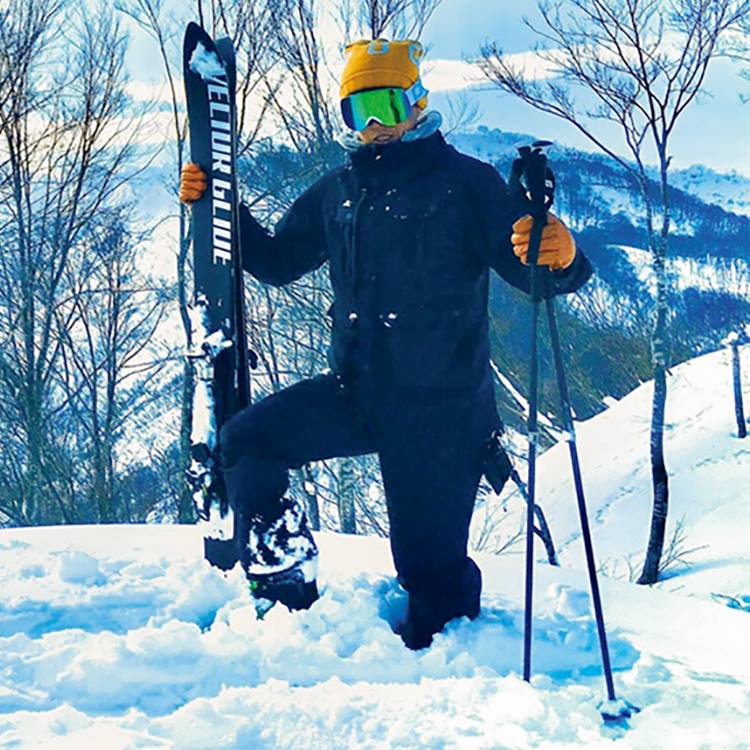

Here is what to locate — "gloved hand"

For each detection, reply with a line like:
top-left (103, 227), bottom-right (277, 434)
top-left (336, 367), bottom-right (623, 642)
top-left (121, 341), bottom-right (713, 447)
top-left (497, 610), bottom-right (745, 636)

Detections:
top-left (511, 213), bottom-right (576, 271)
top-left (179, 162), bottom-right (208, 204)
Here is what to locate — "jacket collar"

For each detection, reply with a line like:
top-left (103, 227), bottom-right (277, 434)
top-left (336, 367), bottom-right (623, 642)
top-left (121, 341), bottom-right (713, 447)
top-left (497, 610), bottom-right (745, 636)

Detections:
top-left (347, 129), bottom-right (450, 189)
top-left (336, 110), bottom-right (443, 153)
top-left (335, 110), bottom-right (448, 190)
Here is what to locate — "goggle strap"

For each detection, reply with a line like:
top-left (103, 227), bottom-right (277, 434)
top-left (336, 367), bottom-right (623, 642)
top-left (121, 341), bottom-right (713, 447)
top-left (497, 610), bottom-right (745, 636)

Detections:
top-left (404, 79), bottom-right (428, 107)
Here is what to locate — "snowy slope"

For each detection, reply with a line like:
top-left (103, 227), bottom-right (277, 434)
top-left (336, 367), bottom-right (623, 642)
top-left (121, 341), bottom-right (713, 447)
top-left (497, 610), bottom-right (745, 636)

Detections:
top-left (611, 244), bottom-right (750, 296)
top-left (0, 522), bottom-right (749, 748)
top-left (492, 344), bottom-right (750, 605)
top-left (670, 164), bottom-right (750, 216)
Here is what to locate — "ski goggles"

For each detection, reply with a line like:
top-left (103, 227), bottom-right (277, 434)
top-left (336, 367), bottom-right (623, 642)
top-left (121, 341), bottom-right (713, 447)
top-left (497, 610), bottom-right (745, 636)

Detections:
top-left (340, 80), bottom-right (428, 131)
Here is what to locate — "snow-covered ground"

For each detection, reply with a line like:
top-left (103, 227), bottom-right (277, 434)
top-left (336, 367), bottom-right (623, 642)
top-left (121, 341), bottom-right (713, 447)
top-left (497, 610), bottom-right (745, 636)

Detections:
top-left (2, 346), bottom-right (750, 749)
top-left (510, 344), bottom-right (750, 602)
top-left (0, 526), bottom-right (749, 748)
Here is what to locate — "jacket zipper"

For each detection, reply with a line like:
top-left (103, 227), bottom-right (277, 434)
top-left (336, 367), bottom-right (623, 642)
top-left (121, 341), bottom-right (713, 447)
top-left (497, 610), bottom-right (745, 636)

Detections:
top-left (349, 187), bottom-right (368, 310)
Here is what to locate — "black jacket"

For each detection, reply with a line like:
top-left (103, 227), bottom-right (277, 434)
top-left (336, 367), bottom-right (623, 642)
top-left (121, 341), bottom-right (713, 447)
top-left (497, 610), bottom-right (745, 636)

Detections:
top-left (240, 130), bottom-right (592, 403)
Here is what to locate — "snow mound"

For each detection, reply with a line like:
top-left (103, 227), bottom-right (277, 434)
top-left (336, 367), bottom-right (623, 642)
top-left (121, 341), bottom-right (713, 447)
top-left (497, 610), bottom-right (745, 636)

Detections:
top-left (57, 550), bottom-right (105, 586)
top-left (0, 525), bottom-right (748, 748)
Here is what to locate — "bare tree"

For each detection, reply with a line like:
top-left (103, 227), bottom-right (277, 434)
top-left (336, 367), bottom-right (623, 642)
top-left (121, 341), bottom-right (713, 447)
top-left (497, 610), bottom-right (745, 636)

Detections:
top-left (337, 0), bottom-right (440, 39)
top-left (441, 92), bottom-right (482, 136)
top-left (53, 216), bottom-right (172, 522)
top-left (476, 0), bottom-right (750, 583)
top-left (726, 329), bottom-right (748, 438)
top-left (0, 2), bottom-right (147, 525)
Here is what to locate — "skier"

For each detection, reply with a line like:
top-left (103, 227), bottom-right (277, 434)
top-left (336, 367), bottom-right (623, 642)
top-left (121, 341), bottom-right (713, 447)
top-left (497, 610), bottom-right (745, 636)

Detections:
top-left (179, 38), bottom-right (592, 649)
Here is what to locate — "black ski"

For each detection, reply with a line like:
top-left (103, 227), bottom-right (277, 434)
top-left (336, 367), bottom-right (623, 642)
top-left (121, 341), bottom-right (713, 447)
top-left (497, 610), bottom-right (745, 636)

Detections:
top-left (183, 22), bottom-right (250, 570)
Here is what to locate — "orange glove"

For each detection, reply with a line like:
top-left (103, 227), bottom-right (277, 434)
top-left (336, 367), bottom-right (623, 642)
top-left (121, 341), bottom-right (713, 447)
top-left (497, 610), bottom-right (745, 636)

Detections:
top-left (511, 213), bottom-right (576, 271)
top-left (179, 163), bottom-right (208, 204)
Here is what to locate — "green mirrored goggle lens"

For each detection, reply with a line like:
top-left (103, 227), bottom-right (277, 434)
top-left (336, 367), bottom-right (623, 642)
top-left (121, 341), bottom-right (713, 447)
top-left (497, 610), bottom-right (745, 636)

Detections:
top-left (341, 87), bottom-right (410, 130)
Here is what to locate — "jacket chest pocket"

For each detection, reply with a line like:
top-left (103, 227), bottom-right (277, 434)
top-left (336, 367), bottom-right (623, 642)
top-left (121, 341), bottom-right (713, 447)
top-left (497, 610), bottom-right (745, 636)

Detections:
top-left (414, 194), bottom-right (468, 292)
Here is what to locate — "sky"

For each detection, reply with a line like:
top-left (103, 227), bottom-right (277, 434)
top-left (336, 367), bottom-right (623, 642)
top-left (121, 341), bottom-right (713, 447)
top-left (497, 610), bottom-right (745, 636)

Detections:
top-left (122, 0), bottom-right (750, 176)
top-left (420, 0), bottom-right (750, 176)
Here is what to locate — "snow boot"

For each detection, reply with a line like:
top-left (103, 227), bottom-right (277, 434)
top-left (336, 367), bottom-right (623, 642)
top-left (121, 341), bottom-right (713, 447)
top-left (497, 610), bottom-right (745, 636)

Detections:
top-left (397, 561), bottom-right (482, 650)
top-left (398, 593), bottom-right (480, 650)
top-left (242, 497), bottom-right (320, 616)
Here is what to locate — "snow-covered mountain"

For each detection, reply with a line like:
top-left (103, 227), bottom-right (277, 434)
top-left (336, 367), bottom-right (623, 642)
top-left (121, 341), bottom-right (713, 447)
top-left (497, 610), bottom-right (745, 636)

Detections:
top-left (1, 346), bottom-right (750, 748)
top-left (450, 125), bottom-right (750, 237)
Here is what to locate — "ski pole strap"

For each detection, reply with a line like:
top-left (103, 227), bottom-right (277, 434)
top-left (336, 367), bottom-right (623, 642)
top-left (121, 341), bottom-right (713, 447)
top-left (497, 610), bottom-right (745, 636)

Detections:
top-left (509, 157), bottom-right (556, 212)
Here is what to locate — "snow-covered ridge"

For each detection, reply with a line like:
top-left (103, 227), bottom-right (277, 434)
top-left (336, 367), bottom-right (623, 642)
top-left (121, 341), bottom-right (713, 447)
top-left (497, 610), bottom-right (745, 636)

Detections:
top-left (669, 164), bottom-right (750, 217)
top-left (613, 244), bottom-right (750, 295)
top-left (448, 126), bottom-right (750, 248)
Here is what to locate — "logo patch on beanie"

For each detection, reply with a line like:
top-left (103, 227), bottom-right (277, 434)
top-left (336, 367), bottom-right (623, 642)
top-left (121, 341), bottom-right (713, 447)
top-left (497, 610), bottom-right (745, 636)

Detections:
top-left (367, 40), bottom-right (390, 55)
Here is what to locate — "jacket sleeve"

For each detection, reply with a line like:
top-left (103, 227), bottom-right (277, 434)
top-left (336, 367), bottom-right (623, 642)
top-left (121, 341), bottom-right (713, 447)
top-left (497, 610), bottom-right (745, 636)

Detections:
top-left (239, 176), bottom-right (329, 287)
top-left (468, 161), bottom-right (593, 298)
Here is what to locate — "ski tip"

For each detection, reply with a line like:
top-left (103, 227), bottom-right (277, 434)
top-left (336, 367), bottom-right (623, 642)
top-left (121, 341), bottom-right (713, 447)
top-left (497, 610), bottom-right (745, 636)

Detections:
top-left (185, 21), bottom-right (204, 37)
top-left (183, 21), bottom-right (212, 55)
top-left (183, 21), bottom-right (221, 79)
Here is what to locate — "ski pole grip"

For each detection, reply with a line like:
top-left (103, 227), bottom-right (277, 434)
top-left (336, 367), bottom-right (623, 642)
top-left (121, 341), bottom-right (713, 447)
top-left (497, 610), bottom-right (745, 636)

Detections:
top-left (515, 143), bottom-right (562, 292)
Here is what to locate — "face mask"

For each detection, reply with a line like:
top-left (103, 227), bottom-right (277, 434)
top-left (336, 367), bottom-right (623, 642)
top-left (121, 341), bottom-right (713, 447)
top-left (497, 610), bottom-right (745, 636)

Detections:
top-left (357, 117), bottom-right (415, 145)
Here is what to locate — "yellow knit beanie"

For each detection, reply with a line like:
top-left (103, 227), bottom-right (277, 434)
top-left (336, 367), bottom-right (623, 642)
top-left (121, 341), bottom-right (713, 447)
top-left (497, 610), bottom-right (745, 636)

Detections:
top-left (340, 39), bottom-right (428, 110)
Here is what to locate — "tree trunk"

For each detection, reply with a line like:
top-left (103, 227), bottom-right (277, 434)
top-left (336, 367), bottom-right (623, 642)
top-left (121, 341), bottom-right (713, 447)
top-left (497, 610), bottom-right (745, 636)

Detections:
top-left (336, 457), bottom-right (357, 534)
top-left (24, 388), bottom-right (42, 525)
top-left (300, 464), bottom-right (320, 531)
top-left (509, 469), bottom-right (559, 566)
top-left (638, 358), bottom-right (669, 584)
top-left (732, 339), bottom-right (747, 439)
top-left (639, 199), bottom-right (671, 584)
top-left (178, 361), bottom-right (196, 523)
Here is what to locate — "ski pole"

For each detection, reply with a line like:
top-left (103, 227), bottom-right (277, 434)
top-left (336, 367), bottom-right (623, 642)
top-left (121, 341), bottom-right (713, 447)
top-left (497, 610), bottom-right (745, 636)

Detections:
top-left (510, 141), bottom-right (551, 684)
top-left (514, 141), bottom-right (639, 723)
top-left (545, 296), bottom-right (635, 720)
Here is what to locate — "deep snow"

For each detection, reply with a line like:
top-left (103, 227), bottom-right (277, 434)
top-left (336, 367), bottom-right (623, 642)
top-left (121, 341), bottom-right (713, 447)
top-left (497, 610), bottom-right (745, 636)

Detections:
top-left (0, 522), bottom-right (748, 748)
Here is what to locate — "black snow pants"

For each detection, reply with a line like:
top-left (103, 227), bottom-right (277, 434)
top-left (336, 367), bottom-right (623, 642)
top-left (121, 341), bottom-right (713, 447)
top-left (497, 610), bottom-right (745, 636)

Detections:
top-left (218, 372), bottom-right (499, 638)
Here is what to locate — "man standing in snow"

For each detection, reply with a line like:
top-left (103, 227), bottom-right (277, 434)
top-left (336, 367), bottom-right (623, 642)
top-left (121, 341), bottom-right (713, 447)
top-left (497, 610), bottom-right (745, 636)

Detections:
top-left (180, 38), bottom-right (591, 649)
